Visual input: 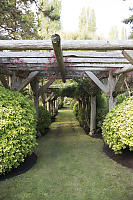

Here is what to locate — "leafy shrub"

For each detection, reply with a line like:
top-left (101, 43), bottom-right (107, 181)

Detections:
top-left (102, 97), bottom-right (133, 154)
top-left (70, 99), bottom-right (76, 109)
top-left (96, 92), bottom-right (109, 128)
top-left (116, 91), bottom-right (129, 105)
top-left (38, 106), bottom-right (51, 135)
top-left (73, 102), bottom-right (79, 118)
top-left (78, 108), bottom-right (87, 128)
top-left (58, 97), bottom-right (64, 109)
top-left (0, 86), bottom-right (37, 175)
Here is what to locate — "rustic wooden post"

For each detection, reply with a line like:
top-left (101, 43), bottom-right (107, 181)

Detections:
top-left (50, 100), bottom-right (53, 116)
top-left (55, 99), bottom-right (58, 110)
top-left (41, 93), bottom-right (45, 108)
top-left (30, 77), bottom-right (41, 137)
top-left (108, 72), bottom-right (116, 110)
top-left (47, 101), bottom-right (50, 112)
top-left (51, 34), bottom-right (66, 83)
top-left (89, 95), bottom-right (96, 136)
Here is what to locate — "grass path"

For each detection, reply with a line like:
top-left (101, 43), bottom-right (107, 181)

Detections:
top-left (0, 108), bottom-right (133, 200)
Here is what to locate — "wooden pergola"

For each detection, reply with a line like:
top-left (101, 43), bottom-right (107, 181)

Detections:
top-left (0, 34), bottom-right (133, 135)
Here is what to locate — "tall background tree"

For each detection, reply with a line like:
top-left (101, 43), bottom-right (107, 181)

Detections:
top-left (123, 10), bottom-right (133, 38)
top-left (122, 0), bottom-right (133, 39)
top-left (0, 0), bottom-right (40, 39)
top-left (78, 6), bottom-right (96, 39)
top-left (108, 26), bottom-right (119, 40)
top-left (38, 0), bottom-right (61, 39)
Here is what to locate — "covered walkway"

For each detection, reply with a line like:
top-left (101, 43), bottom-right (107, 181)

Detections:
top-left (1, 108), bottom-right (133, 200)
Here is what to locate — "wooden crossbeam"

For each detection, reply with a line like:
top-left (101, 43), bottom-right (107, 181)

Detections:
top-left (122, 50), bottom-right (133, 65)
top-left (51, 34), bottom-right (66, 83)
top-left (3, 63), bottom-right (129, 69)
top-left (38, 78), bottom-right (55, 96)
top-left (0, 40), bottom-right (133, 50)
top-left (113, 64), bottom-right (133, 75)
top-left (85, 71), bottom-right (109, 94)
top-left (0, 57), bottom-right (128, 64)
top-left (45, 92), bottom-right (54, 102)
top-left (0, 50), bottom-right (124, 58)
top-left (17, 71), bottom-right (39, 92)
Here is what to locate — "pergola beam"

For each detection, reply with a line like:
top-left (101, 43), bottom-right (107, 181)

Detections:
top-left (122, 50), bottom-right (133, 65)
top-left (113, 64), bottom-right (133, 75)
top-left (38, 78), bottom-right (55, 96)
top-left (51, 34), bottom-right (66, 83)
top-left (17, 71), bottom-right (39, 92)
top-left (85, 71), bottom-right (109, 94)
top-left (0, 40), bottom-right (133, 50)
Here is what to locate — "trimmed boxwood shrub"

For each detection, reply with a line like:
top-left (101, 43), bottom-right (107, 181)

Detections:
top-left (73, 102), bottom-right (79, 118)
top-left (78, 108), bottom-right (87, 128)
top-left (38, 106), bottom-right (51, 135)
top-left (102, 97), bottom-right (133, 154)
top-left (0, 86), bottom-right (37, 175)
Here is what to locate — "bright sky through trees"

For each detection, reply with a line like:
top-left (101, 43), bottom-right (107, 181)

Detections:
top-left (61, 0), bottom-right (133, 38)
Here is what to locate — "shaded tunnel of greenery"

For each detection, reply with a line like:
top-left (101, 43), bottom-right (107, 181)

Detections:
top-left (0, 108), bottom-right (133, 200)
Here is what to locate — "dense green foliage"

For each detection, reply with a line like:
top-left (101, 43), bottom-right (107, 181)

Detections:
top-left (38, 106), bottom-right (51, 135)
top-left (73, 102), bottom-right (79, 118)
top-left (102, 97), bottom-right (133, 154)
top-left (123, 5), bottom-right (133, 38)
top-left (96, 92), bottom-right (108, 128)
top-left (79, 6), bottom-right (96, 39)
top-left (39, 0), bottom-right (61, 39)
top-left (0, 0), bottom-right (39, 39)
top-left (0, 86), bottom-right (37, 175)
top-left (116, 91), bottom-right (129, 105)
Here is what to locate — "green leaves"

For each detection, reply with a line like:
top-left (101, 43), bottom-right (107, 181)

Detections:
top-left (0, 86), bottom-right (37, 175)
top-left (102, 97), bottom-right (133, 154)
top-left (38, 106), bottom-right (51, 135)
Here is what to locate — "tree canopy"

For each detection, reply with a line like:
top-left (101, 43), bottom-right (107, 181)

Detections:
top-left (0, 0), bottom-right (39, 39)
top-left (123, 8), bottom-right (133, 38)
top-left (78, 6), bottom-right (96, 39)
top-left (38, 0), bottom-right (61, 39)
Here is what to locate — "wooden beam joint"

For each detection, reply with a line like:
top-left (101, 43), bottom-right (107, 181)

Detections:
top-left (51, 34), bottom-right (66, 83)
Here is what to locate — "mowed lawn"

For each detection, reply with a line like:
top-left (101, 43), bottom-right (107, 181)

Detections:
top-left (0, 108), bottom-right (133, 200)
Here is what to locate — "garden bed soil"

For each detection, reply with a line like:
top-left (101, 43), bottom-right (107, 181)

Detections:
top-left (0, 153), bottom-right (37, 181)
top-left (89, 129), bottom-right (133, 170)
top-left (103, 144), bottom-right (133, 170)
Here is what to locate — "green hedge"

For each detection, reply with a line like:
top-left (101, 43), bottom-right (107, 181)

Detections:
top-left (73, 102), bottom-right (79, 118)
top-left (0, 86), bottom-right (37, 175)
top-left (38, 106), bottom-right (51, 135)
top-left (102, 97), bottom-right (133, 154)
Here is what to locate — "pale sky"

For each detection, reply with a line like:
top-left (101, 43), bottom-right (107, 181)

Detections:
top-left (61, 0), bottom-right (133, 38)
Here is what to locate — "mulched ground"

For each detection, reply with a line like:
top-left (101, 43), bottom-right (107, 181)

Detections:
top-left (0, 153), bottom-right (37, 182)
top-left (91, 130), bottom-right (133, 170)
top-left (103, 144), bottom-right (133, 170)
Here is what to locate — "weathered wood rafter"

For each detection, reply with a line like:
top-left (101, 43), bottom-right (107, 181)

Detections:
top-left (38, 78), bottom-right (55, 96)
top-left (51, 34), bottom-right (66, 83)
top-left (17, 71), bottom-right (39, 92)
top-left (0, 40), bottom-right (133, 50)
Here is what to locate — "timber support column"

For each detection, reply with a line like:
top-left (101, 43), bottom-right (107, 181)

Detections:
top-left (89, 95), bottom-right (96, 136)
top-left (30, 77), bottom-right (41, 137)
top-left (55, 99), bottom-right (58, 112)
top-left (50, 100), bottom-right (53, 116)
top-left (108, 72), bottom-right (117, 111)
top-left (47, 101), bottom-right (50, 112)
